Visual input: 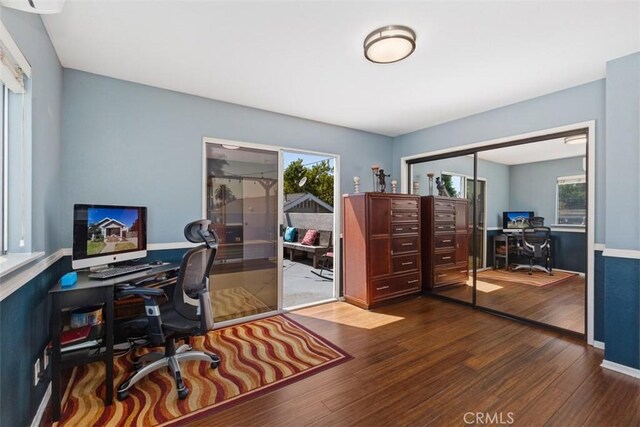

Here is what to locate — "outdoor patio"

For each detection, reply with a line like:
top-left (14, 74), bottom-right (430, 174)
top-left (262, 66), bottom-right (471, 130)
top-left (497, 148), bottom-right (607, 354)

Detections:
top-left (283, 258), bottom-right (334, 308)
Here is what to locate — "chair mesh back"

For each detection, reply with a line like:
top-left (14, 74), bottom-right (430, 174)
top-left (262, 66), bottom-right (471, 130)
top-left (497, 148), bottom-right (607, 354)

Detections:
top-left (522, 227), bottom-right (550, 258)
top-left (173, 245), bottom-right (216, 321)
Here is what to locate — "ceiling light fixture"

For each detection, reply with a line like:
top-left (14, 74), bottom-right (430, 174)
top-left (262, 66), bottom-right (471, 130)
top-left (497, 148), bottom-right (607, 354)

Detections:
top-left (564, 135), bottom-right (587, 145)
top-left (364, 25), bottom-right (416, 64)
top-left (221, 144), bottom-right (240, 150)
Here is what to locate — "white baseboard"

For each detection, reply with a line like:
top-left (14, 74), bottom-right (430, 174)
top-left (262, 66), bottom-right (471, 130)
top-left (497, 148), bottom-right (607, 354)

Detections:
top-left (593, 340), bottom-right (605, 350)
top-left (31, 381), bottom-right (51, 427)
top-left (601, 360), bottom-right (640, 379)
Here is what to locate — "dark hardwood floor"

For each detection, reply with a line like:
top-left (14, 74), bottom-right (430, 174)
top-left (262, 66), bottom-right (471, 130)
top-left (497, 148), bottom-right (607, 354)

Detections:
top-left (434, 272), bottom-right (585, 333)
top-left (188, 298), bottom-right (638, 426)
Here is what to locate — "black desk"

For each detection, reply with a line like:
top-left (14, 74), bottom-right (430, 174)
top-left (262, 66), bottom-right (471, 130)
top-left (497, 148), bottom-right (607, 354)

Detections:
top-left (48, 263), bottom-right (179, 422)
top-left (492, 233), bottom-right (554, 270)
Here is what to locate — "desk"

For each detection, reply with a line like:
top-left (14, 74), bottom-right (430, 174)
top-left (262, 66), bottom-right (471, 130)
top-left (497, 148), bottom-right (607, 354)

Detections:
top-left (49, 263), bottom-right (179, 422)
top-left (493, 233), bottom-right (554, 270)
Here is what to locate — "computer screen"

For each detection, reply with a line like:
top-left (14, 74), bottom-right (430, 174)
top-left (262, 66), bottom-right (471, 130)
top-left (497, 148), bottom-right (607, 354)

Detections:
top-left (72, 204), bottom-right (147, 269)
top-left (502, 211), bottom-right (534, 230)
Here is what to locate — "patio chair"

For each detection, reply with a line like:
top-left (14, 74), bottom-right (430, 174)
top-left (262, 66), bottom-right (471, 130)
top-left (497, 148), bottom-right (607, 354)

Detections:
top-left (311, 248), bottom-right (333, 281)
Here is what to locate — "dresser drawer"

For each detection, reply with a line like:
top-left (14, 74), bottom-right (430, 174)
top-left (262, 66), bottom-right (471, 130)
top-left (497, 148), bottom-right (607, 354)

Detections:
top-left (392, 224), bottom-right (420, 235)
top-left (371, 273), bottom-right (421, 300)
top-left (434, 250), bottom-right (456, 266)
top-left (391, 210), bottom-right (419, 223)
top-left (391, 199), bottom-right (418, 210)
top-left (434, 200), bottom-right (456, 211)
top-left (392, 254), bottom-right (419, 273)
top-left (434, 212), bottom-right (455, 222)
top-left (434, 266), bottom-right (468, 286)
top-left (435, 234), bottom-right (455, 249)
top-left (391, 236), bottom-right (419, 254)
top-left (434, 223), bottom-right (455, 234)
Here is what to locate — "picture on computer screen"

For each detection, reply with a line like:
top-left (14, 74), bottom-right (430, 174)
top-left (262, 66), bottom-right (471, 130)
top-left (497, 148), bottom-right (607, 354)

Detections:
top-left (503, 211), bottom-right (534, 229)
top-left (86, 207), bottom-right (142, 255)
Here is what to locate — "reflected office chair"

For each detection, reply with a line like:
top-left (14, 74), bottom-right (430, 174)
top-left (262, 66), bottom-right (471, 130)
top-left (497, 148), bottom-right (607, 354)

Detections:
top-left (116, 220), bottom-right (220, 401)
top-left (529, 216), bottom-right (545, 227)
top-left (512, 226), bottom-right (553, 275)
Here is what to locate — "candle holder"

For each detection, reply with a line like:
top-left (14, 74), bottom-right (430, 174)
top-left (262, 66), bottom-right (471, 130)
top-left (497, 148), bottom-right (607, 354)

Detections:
top-left (353, 176), bottom-right (360, 193)
top-left (371, 164), bottom-right (380, 192)
top-left (427, 173), bottom-right (435, 196)
top-left (391, 179), bottom-right (398, 194)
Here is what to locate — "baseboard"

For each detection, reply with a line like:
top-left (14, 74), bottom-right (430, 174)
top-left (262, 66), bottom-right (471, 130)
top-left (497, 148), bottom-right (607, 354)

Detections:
top-left (601, 360), bottom-right (640, 378)
top-left (593, 340), bottom-right (605, 350)
top-left (30, 381), bottom-right (51, 427)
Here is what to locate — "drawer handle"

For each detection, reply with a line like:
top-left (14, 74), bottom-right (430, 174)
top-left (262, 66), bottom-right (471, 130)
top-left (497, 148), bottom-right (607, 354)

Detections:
top-left (401, 243), bottom-right (414, 246)
top-left (401, 262), bottom-right (413, 266)
top-left (411, 227), bottom-right (418, 230)
top-left (395, 228), bottom-right (403, 231)
top-left (437, 274), bottom-right (447, 278)
top-left (442, 239), bottom-right (452, 243)
top-left (441, 256), bottom-right (452, 260)
top-left (376, 286), bottom-right (390, 290)
top-left (460, 270), bottom-right (468, 274)
top-left (407, 279), bottom-right (419, 284)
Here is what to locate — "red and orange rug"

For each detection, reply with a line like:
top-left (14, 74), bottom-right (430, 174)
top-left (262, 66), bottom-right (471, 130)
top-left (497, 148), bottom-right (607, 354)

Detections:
top-left (50, 315), bottom-right (351, 426)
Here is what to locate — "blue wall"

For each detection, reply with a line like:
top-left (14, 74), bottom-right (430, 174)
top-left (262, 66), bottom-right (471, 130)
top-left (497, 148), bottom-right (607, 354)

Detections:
top-left (509, 156), bottom-right (584, 225)
top-left (392, 80), bottom-right (606, 243)
top-left (61, 70), bottom-right (392, 246)
top-left (603, 52), bottom-right (640, 369)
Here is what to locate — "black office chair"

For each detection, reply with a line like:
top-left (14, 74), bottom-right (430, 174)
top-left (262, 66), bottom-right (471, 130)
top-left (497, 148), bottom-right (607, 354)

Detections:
top-left (529, 216), bottom-right (545, 227)
top-left (512, 226), bottom-right (553, 275)
top-left (116, 220), bottom-right (220, 401)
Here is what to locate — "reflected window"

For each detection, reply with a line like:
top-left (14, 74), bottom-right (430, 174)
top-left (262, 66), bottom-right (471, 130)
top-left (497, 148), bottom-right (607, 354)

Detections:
top-left (556, 175), bottom-right (586, 225)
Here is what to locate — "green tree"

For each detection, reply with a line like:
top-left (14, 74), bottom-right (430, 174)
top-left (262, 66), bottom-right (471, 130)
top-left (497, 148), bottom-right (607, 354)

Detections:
top-left (441, 174), bottom-right (458, 197)
top-left (214, 184), bottom-right (237, 206)
top-left (284, 159), bottom-right (334, 206)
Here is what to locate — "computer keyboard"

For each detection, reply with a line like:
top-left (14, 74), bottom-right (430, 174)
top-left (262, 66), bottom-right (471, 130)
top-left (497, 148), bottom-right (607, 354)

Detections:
top-left (88, 264), bottom-right (152, 280)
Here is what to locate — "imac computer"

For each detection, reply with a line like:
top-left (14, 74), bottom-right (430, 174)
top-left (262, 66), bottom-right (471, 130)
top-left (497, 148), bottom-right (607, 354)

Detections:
top-left (72, 204), bottom-right (147, 270)
top-left (502, 211), bottom-right (534, 233)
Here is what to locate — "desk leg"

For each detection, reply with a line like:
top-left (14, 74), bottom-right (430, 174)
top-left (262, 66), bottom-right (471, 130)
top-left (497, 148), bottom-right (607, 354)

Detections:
top-left (104, 287), bottom-right (114, 405)
top-left (51, 294), bottom-right (62, 422)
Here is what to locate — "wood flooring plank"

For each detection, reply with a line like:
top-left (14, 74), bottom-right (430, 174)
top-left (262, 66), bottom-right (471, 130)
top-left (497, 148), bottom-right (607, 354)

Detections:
top-left (184, 300), bottom-right (637, 427)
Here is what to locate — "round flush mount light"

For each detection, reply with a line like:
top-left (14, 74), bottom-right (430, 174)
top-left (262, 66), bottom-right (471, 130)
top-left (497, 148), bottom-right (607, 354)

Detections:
top-left (221, 144), bottom-right (240, 150)
top-left (564, 135), bottom-right (587, 145)
top-left (364, 25), bottom-right (416, 64)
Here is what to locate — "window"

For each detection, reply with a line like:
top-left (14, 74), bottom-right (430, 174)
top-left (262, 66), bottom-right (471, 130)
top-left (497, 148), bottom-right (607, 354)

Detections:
top-left (556, 175), bottom-right (586, 225)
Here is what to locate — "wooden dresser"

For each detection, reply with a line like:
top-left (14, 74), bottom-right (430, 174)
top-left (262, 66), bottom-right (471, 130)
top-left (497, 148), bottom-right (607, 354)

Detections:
top-left (421, 196), bottom-right (469, 290)
top-left (343, 193), bottom-right (421, 309)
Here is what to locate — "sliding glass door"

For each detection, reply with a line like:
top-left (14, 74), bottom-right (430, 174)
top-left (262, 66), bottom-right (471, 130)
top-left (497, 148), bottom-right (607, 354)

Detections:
top-left (205, 143), bottom-right (280, 323)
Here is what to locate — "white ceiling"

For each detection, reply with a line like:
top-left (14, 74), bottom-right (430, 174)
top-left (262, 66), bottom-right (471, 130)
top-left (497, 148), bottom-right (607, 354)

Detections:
top-left (477, 137), bottom-right (586, 166)
top-left (42, 1), bottom-right (640, 137)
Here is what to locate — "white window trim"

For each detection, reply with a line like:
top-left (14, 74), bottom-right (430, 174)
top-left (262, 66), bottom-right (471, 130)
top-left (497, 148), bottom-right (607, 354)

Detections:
top-left (555, 174), bottom-right (587, 226)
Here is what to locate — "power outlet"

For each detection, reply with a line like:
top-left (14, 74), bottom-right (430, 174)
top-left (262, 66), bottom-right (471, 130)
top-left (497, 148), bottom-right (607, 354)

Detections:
top-left (33, 359), bottom-right (40, 386)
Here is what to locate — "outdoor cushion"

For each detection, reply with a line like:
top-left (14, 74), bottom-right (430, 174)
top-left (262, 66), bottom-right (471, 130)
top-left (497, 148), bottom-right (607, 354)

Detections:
top-left (301, 229), bottom-right (319, 246)
top-left (284, 227), bottom-right (297, 242)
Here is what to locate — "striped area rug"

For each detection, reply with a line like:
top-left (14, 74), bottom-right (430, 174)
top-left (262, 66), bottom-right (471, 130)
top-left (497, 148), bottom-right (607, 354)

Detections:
top-left (51, 315), bottom-right (351, 426)
top-left (477, 269), bottom-right (577, 287)
top-left (211, 287), bottom-right (271, 322)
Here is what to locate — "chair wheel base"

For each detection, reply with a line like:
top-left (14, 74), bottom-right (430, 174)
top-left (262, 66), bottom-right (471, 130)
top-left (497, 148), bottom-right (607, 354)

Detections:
top-left (117, 390), bottom-right (129, 401)
top-left (178, 387), bottom-right (189, 400)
